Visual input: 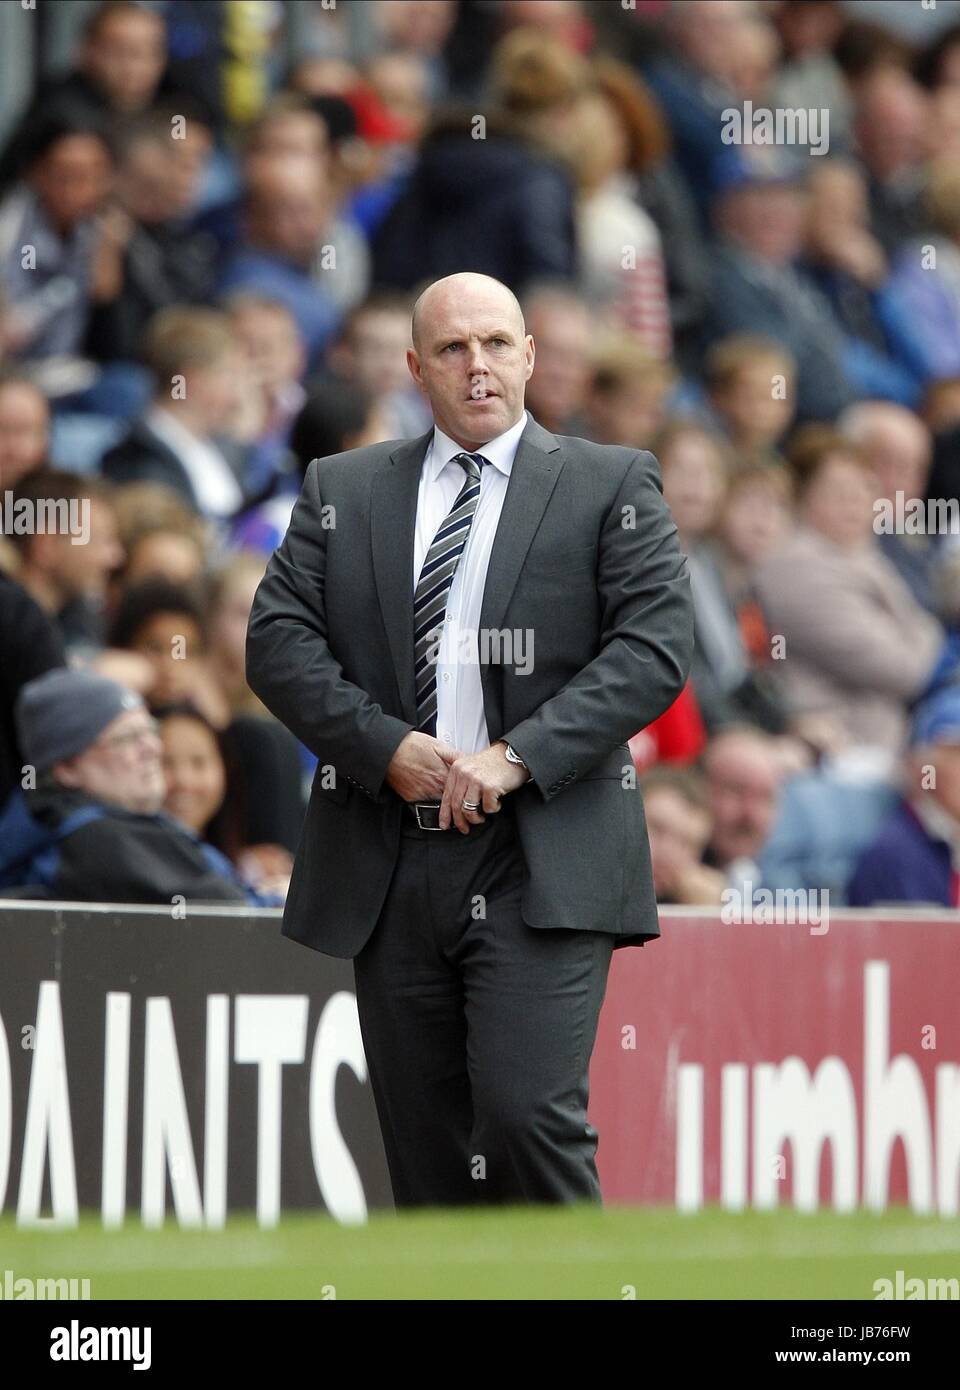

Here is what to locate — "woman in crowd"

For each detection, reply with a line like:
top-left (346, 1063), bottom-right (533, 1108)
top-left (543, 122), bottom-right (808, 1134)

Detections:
top-left (753, 427), bottom-right (944, 770)
top-left (157, 702), bottom-right (292, 901)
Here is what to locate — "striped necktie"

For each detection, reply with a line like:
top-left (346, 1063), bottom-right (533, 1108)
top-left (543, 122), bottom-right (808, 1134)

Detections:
top-left (414, 451), bottom-right (489, 737)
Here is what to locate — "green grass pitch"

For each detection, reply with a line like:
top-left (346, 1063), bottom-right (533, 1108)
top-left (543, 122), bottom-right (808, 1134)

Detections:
top-left (2, 1206), bottom-right (959, 1300)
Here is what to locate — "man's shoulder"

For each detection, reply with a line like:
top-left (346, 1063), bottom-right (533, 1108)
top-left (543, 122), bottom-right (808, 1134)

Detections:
top-left (307, 425), bottom-right (652, 485)
top-left (309, 434), bottom-right (428, 484)
top-left (549, 430), bottom-right (656, 478)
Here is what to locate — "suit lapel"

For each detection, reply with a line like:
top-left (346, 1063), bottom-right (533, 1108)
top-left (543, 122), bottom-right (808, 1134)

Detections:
top-left (371, 417), bottom-right (564, 735)
top-left (478, 419), bottom-right (563, 737)
top-left (371, 429), bottom-right (432, 727)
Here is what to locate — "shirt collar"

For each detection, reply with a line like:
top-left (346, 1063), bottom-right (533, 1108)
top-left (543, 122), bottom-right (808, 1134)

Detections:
top-left (426, 409), bottom-right (528, 483)
top-left (146, 403), bottom-right (202, 449)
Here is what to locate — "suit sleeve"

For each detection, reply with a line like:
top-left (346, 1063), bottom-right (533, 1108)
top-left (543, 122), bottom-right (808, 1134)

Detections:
top-left (245, 459), bottom-right (413, 799)
top-left (501, 450), bottom-right (694, 800)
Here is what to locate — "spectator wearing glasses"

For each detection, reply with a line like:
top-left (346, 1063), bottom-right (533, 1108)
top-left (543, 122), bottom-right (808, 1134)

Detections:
top-left (0, 668), bottom-right (253, 903)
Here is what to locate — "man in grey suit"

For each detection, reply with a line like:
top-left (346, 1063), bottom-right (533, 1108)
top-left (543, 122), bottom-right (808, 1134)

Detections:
top-left (246, 272), bottom-right (693, 1208)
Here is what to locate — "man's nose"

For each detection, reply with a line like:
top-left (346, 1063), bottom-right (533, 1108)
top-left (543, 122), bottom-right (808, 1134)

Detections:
top-left (466, 343), bottom-right (488, 373)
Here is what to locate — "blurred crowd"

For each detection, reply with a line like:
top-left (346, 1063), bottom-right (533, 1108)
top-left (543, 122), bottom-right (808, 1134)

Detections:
top-left (2, 0), bottom-right (960, 910)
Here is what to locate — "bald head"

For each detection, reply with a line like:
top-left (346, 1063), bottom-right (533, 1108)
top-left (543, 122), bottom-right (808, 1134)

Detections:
top-left (839, 401), bottom-right (931, 501)
top-left (411, 273), bottom-right (525, 352)
top-left (406, 272), bottom-right (535, 449)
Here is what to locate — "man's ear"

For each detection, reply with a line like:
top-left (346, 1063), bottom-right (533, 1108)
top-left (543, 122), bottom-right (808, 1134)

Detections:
top-left (51, 758), bottom-right (82, 789)
top-left (406, 347), bottom-right (425, 391)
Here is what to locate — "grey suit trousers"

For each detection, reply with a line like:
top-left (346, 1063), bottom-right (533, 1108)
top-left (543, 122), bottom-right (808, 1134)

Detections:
top-left (353, 799), bottom-right (615, 1209)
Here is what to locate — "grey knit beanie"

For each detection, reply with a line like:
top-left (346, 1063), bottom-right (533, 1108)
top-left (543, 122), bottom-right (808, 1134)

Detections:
top-left (15, 668), bottom-right (145, 773)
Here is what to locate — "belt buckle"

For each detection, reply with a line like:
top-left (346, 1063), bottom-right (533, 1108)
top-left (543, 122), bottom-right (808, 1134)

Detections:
top-left (413, 801), bottom-right (445, 831)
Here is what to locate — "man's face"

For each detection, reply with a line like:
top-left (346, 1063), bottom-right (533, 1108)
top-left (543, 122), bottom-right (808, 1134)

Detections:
top-left (54, 707), bottom-right (166, 814)
top-left (661, 432), bottom-right (726, 540)
top-left (379, 0), bottom-right (455, 55)
top-left (586, 378), bottom-right (669, 449)
top-left (720, 185), bottom-right (806, 264)
top-left (855, 73), bottom-right (929, 179)
top-left (407, 280), bottom-right (534, 448)
top-left (859, 419), bottom-right (931, 504)
top-left (718, 360), bottom-right (795, 445)
top-left (44, 499), bottom-right (124, 603)
top-left (118, 141), bottom-right (177, 224)
top-left (522, 302), bottom-right (592, 429)
top-left (0, 382), bottom-right (49, 489)
top-left (232, 307), bottom-right (305, 392)
top-left (706, 740), bottom-right (780, 866)
top-left (678, 0), bottom-right (742, 82)
top-left (32, 135), bottom-right (113, 230)
top-left (345, 310), bottom-right (412, 397)
top-left (82, 11), bottom-right (166, 113)
top-left (189, 347), bottom-right (251, 429)
top-left (248, 165), bottom-right (328, 263)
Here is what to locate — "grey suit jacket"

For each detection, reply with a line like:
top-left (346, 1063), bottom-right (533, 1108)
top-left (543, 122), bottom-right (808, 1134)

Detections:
top-left (245, 415), bottom-right (693, 958)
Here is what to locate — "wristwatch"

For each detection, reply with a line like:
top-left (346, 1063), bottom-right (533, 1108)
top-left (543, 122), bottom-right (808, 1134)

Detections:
top-left (501, 742), bottom-right (527, 770)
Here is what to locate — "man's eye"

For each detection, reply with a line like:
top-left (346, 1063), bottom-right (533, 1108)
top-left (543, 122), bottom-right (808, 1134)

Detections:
top-left (443, 343), bottom-right (463, 352)
top-left (490, 338), bottom-right (508, 347)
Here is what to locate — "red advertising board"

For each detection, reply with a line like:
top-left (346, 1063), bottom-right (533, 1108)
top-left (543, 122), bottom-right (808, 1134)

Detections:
top-left (590, 909), bottom-right (960, 1215)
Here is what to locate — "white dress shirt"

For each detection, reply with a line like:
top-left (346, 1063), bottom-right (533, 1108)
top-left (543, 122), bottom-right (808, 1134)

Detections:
top-left (145, 404), bottom-right (244, 518)
top-left (413, 410), bottom-right (528, 755)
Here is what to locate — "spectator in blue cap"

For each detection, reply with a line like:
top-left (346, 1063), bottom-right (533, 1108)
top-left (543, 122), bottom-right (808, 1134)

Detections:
top-left (847, 683), bottom-right (960, 907)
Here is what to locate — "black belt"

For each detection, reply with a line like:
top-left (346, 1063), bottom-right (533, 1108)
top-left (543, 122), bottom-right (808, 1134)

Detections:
top-left (405, 801), bottom-right (450, 830)
top-left (404, 800), bottom-right (509, 831)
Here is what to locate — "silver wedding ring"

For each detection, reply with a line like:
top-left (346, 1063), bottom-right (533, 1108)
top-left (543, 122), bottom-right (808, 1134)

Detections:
top-left (462, 799), bottom-right (481, 811)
